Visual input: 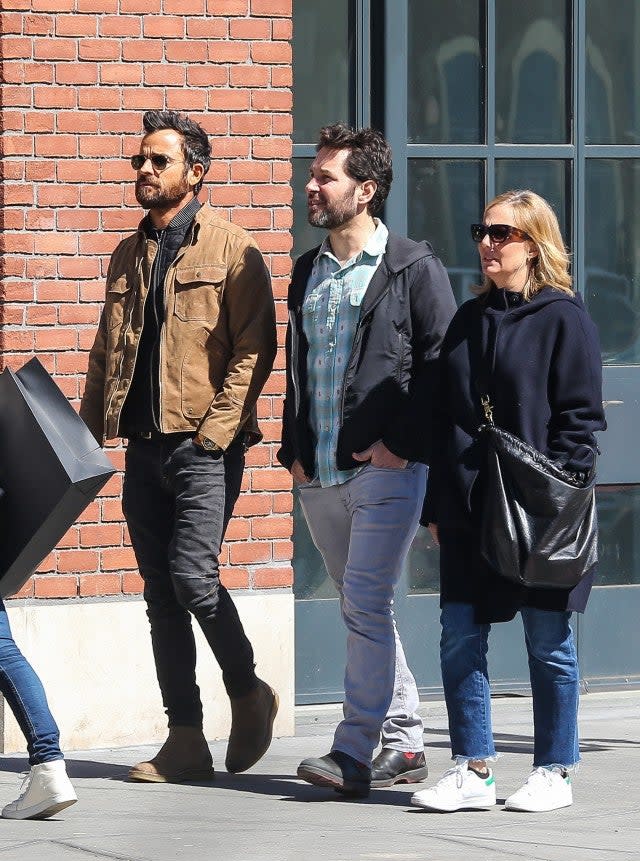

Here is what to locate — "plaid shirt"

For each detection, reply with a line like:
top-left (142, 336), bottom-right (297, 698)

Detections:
top-left (302, 220), bottom-right (388, 486)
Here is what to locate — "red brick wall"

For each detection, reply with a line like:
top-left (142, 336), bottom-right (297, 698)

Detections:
top-left (0, 0), bottom-right (293, 599)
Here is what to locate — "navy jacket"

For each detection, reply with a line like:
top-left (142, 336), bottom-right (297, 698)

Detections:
top-left (277, 232), bottom-right (457, 476)
top-left (423, 285), bottom-right (607, 621)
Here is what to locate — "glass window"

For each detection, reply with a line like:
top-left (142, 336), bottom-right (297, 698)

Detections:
top-left (595, 486), bottom-right (640, 585)
top-left (495, 159), bottom-right (570, 239)
top-left (292, 158), bottom-right (326, 259)
top-left (586, 0), bottom-right (640, 145)
top-left (584, 159), bottom-right (640, 364)
top-left (408, 159), bottom-right (483, 305)
top-left (495, 0), bottom-right (570, 144)
top-left (292, 0), bottom-right (353, 144)
top-left (292, 490), bottom-right (334, 600)
top-left (407, 526), bottom-right (440, 594)
top-left (408, 0), bottom-right (484, 144)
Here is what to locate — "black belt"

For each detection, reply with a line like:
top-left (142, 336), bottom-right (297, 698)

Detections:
top-left (127, 430), bottom-right (247, 449)
top-left (127, 430), bottom-right (191, 443)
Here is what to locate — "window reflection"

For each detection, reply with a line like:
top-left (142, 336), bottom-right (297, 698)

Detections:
top-left (495, 0), bottom-right (570, 144)
top-left (408, 160), bottom-right (483, 305)
top-left (407, 526), bottom-right (440, 594)
top-left (292, 0), bottom-right (353, 144)
top-left (585, 160), bottom-right (640, 364)
top-left (292, 487), bottom-right (335, 600)
top-left (292, 158), bottom-right (326, 260)
top-left (595, 486), bottom-right (640, 585)
top-left (408, 0), bottom-right (483, 144)
top-left (586, 0), bottom-right (640, 145)
top-left (496, 159), bottom-right (569, 240)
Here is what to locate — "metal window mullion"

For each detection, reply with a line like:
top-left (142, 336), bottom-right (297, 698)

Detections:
top-left (356, 0), bottom-right (371, 128)
top-left (574, 0), bottom-right (586, 295)
top-left (382, 0), bottom-right (408, 234)
top-left (486, 0), bottom-right (496, 202)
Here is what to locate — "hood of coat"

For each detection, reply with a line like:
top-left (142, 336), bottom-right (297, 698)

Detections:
top-left (483, 284), bottom-right (587, 318)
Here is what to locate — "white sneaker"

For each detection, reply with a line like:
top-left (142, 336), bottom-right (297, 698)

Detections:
top-left (411, 763), bottom-right (496, 812)
top-left (2, 760), bottom-right (77, 820)
top-left (505, 766), bottom-right (573, 812)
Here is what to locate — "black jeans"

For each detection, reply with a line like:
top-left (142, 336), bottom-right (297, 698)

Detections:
top-left (123, 433), bottom-right (256, 728)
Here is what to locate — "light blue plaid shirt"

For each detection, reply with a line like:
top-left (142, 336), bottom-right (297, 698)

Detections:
top-left (302, 220), bottom-right (389, 487)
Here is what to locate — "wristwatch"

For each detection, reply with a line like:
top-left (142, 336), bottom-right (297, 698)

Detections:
top-left (194, 433), bottom-right (222, 453)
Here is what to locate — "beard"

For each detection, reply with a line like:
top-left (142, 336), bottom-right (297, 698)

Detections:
top-left (135, 171), bottom-right (191, 210)
top-left (307, 189), bottom-right (359, 229)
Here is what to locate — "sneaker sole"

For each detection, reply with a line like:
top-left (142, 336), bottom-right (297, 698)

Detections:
top-left (371, 765), bottom-right (429, 789)
top-left (505, 798), bottom-right (573, 813)
top-left (296, 764), bottom-right (370, 798)
top-left (128, 767), bottom-right (215, 784)
top-left (225, 688), bottom-right (280, 774)
top-left (411, 794), bottom-right (496, 812)
top-left (2, 796), bottom-right (77, 820)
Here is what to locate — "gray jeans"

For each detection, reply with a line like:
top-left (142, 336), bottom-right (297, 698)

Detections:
top-left (298, 463), bottom-right (426, 766)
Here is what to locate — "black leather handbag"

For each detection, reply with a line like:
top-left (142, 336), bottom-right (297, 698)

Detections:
top-left (472, 314), bottom-right (598, 590)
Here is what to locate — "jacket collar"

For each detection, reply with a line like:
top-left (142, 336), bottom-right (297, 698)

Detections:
top-left (359, 231), bottom-right (435, 317)
top-left (291, 230), bottom-right (435, 312)
top-left (137, 197), bottom-right (208, 243)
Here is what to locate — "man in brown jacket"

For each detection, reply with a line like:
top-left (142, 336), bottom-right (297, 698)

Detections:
top-left (81, 110), bottom-right (278, 783)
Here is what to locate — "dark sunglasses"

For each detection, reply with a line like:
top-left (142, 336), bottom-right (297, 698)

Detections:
top-left (470, 223), bottom-right (532, 244)
top-left (130, 154), bottom-right (185, 172)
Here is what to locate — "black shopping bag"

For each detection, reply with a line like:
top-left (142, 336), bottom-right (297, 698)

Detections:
top-left (0, 357), bottom-right (116, 598)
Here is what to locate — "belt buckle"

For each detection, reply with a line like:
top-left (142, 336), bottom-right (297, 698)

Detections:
top-left (140, 431), bottom-right (152, 440)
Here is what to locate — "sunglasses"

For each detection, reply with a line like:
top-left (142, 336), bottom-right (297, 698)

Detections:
top-left (470, 223), bottom-right (532, 244)
top-left (130, 154), bottom-right (185, 172)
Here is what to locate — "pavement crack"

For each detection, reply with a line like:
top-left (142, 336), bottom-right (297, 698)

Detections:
top-left (54, 841), bottom-right (147, 861)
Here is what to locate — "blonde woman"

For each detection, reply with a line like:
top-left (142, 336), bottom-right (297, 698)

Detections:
top-left (412, 190), bottom-right (606, 813)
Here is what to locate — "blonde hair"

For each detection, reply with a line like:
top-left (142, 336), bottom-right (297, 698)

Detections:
top-left (474, 189), bottom-right (573, 300)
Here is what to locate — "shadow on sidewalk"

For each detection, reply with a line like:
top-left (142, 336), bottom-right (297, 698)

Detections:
top-left (422, 727), bottom-right (626, 754)
top-left (0, 758), bottom-right (420, 806)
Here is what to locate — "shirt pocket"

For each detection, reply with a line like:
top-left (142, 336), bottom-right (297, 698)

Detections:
top-left (173, 264), bottom-right (226, 323)
top-left (302, 291), bottom-right (326, 329)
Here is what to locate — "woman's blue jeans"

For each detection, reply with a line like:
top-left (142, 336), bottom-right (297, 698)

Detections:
top-left (0, 600), bottom-right (63, 765)
top-left (440, 602), bottom-right (580, 768)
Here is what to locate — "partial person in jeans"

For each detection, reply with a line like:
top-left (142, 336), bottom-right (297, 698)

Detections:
top-left (80, 110), bottom-right (278, 782)
top-left (0, 599), bottom-right (76, 819)
top-left (412, 190), bottom-right (606, 814)
top-left (278, 123), bottom-right (456, 797)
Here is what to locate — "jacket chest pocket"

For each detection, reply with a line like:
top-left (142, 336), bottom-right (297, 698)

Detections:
top-left (173, 264), bottom-right (226, 323)
top-left (105, 275), bottom-right (133, 332)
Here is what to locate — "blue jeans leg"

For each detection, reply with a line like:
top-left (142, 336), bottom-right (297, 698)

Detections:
top-left (0, 602), bottom-right (62, 765)
top-left (440, 602), bottom-right (496, 761)
top-left (521, 607), bottom-right (580, 768)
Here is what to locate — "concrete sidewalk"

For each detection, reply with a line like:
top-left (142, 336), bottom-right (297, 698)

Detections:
top-left (0, 690), bottom-right (637, 861)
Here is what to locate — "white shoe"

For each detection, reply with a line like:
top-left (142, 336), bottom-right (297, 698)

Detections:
top-left (411, 763), bottom-right (496, 812)
top-left (505, 766), bottom-right (573, 812)
top-left (2, 760), bottom-right (77, 820)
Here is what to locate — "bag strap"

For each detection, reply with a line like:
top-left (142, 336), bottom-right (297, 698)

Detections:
top-left (469, 301), bottom-right (494, 425)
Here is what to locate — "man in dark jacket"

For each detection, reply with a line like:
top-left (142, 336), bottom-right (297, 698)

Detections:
top-left (278, 123), bottom-right (456, 797)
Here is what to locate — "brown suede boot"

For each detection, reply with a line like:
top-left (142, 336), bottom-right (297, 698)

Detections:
top-left (129, 727), bottom-right (215, 783)
top-left (225, 678), bottom-right (279, 774)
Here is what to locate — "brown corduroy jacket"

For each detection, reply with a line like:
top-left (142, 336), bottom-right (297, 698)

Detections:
top-left (80, 202), bottom-right (277, 449)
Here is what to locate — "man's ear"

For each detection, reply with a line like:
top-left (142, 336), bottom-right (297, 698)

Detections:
top-left (188, 163), bottom-right (204, 189)
top-left (358, 179), bottom-right (377, 207)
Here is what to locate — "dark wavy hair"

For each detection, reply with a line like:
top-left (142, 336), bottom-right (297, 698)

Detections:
top-left (142, 110), bottom-right (211, 194)
top-left (316, 123), bottom-right (393, 215)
